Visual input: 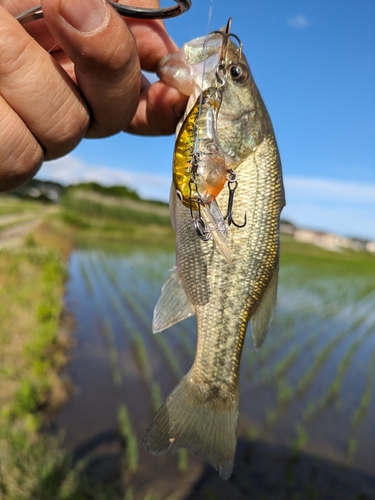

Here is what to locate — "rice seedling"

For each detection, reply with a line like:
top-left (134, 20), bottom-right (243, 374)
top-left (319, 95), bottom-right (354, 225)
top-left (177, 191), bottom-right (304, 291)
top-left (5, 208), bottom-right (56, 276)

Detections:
top-left (346, 436), bottom-right (358, 465)
top-left (96, 253), bottom-right (193, 473)
top-left (120, 286), bottom-right (185, 381)
top-left (255, 334), bottom-right (314, 387)
top-left (303, 323), bottom-right (374, 422)
top-left (62, 239), bottom-right (375, 493)
top-left (132, 331), bottom-right (152, 381)
top-left (263, 309), bottom-right (370, 428)
top-left (175, 323), bottom-right (196, 361)
top-left (152, 334), bottom-right (184, 381)
top-left (293, 314), bottom-right (366, 399)
top-left (117, 404), bottom-right (138, 474)
top-left (141, 493), bottom-right (159, 500)
top-left (92, 256), bottom-right (165, 414)
top-left (103, 320), bottom-right (122, 388)
top-left (350, 345), bottom-right (375, 430)
top-left (78, 257), bottom-right (94, 294)
top-left (177, 448), bottom-right (189, 473)
top-left (291, 425), bottom-right (308, 453)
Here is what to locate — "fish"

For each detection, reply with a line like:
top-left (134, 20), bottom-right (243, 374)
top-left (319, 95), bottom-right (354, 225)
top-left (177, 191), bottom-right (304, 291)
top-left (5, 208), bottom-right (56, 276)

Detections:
top-left (143, 22), bottom-right (285, 479)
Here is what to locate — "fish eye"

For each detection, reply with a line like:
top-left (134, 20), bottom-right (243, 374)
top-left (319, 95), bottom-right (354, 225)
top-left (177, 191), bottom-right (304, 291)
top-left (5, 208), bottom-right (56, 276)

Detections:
top-left (229, 64), bottom-right (248, 84)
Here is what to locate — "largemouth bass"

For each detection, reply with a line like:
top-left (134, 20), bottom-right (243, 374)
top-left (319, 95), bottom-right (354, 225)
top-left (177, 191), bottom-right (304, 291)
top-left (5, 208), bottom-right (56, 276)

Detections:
top-left (144, 23), bottom-right (285, 479)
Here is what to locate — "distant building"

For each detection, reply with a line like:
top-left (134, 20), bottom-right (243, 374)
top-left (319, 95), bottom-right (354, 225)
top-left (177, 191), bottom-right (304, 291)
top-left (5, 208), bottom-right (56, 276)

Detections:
top-left (11, 180), bottom-right (64, 203)
top-left (280, 219), bottom-right (296, 236)
top-left (287, 224), bottom-right (372, 254)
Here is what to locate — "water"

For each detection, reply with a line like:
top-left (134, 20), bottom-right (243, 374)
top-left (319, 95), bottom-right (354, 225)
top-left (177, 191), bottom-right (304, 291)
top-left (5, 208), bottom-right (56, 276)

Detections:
top-left (55, 247), bottom-right (375, 499)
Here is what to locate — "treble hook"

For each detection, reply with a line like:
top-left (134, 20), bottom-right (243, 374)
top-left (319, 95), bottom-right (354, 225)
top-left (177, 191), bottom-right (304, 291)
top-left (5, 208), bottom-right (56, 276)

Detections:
top-left (15, 0), bottom-right (191, 25)
top-left (224, 170), bottom-right (247, 228)
top-left (209, 18), bottom-right (243, 89)
top-left (210, 18), bottom-right (243, 62)
top-left (188, 179), bottom-right (211, 241)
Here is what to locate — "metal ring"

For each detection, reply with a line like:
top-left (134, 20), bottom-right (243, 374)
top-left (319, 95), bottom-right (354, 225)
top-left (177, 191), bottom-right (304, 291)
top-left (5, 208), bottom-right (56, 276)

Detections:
top-left (226, 169), bottom-right (238, 183)
top-left (15, 0), bottom-right (191, 25)
top-left (193, 217), bottom-right (211, 241)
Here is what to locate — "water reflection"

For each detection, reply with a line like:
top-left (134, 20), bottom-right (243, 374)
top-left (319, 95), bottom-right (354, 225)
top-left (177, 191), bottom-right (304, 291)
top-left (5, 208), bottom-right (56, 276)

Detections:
top-left (55, 247), bottom-right (375, 498)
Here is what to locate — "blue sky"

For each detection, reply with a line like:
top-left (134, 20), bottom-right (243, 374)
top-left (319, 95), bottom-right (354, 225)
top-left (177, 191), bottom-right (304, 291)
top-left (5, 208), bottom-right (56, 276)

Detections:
top-left (38, 0), bottom-right (375, 240)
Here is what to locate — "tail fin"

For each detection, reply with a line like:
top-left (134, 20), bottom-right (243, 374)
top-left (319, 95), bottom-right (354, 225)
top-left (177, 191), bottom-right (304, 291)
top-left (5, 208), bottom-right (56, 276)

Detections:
top-left (143, 372), bottom-right (239, 480)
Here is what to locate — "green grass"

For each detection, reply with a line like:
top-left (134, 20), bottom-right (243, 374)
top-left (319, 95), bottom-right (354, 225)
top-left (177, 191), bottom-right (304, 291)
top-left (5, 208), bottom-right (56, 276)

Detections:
top-left (61, 190), bottom-right (175, 248)
top-left (280, 235), bottom-right (375, 279)
top-left (62, 191), bottom-right (170, 226)
top-left (0, 228), bottom-right (109, 498)
top-left (0, 194), bottom-right (44, 217)
top-left (0, 245), bottom-right (68, 431)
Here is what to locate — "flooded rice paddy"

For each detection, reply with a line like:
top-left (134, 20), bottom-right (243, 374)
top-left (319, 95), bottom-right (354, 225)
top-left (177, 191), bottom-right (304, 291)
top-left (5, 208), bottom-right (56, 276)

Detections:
top-left (55, 245), bottom-right (375, 499)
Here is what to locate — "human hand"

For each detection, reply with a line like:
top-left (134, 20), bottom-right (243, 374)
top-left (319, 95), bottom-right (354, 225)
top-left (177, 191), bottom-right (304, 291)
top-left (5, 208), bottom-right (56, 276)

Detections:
top-left (0, 0), bottom-right (188, 190)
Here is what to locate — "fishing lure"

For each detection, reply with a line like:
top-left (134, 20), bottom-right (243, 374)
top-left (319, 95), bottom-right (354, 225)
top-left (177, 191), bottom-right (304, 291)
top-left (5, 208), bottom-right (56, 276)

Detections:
top-left (174, 87), bottom-right (226, 211)
top-left (172, 19), bottom-right (246, 264)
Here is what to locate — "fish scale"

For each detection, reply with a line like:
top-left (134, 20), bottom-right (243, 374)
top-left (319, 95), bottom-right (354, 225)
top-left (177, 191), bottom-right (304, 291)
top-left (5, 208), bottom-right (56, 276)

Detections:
top-left (144, 28), bottom-right (284, 479)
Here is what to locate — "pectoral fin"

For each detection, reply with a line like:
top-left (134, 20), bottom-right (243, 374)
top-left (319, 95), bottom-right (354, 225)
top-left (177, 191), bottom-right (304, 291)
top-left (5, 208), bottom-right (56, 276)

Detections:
top-left (153, 266), bottom-right (194, 333)
top-left (251, 265), bottom-right (279, 349)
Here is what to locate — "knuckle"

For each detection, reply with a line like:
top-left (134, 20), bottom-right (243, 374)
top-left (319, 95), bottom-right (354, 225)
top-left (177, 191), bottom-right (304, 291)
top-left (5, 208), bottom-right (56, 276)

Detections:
top-left (43, 103), bottom-right (89, 159)
top-left (0, 106), bottom-right (43, 191)
top-left (0, 146), bottom-right (43, 192)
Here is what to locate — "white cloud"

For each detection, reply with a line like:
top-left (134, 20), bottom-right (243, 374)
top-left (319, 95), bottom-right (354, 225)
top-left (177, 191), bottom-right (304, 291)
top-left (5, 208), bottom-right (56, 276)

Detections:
top-left (283, 176), bottom-right (375, 240)
top-left (285, 176), bottom-right (375, 206)
top-left (35, 155), bottom-right (171, 202)
top-left (287, 15), bottom-right (310, 29)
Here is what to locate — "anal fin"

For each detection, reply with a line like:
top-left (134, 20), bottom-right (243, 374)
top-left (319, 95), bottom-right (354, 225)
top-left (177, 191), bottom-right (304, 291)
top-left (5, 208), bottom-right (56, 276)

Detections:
top-left (251, 265), bottom-right (279, 349)
top-left (153, 266), bottom-right (194, 333)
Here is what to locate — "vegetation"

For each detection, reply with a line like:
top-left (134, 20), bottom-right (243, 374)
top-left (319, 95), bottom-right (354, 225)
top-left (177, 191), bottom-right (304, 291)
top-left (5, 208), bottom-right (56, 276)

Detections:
top-left (60, 185), bottom-right (175, 248)
top-left (0, 212), bottom-right (77, 498)
top-left (280, 234), bottom-right (375, 277)
top-left (0, 191), bottom-right (172, 500)
top-left (66, 182), bottom-right (141, 201)
top-left (1, 187), bottom-right (375, 498)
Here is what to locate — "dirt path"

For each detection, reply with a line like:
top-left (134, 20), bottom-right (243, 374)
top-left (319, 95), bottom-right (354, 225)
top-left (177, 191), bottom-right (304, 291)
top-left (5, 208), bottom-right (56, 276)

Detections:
top-left (0, 207), bottom-right (59, 249)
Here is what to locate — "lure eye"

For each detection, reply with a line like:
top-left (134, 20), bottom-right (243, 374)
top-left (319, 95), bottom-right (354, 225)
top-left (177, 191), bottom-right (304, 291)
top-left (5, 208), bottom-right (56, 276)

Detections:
top-left (229, 64), bottom-right (248, 84)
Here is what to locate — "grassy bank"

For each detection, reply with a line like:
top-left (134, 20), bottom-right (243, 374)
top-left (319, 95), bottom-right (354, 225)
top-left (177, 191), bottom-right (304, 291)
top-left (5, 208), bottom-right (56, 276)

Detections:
top-left (0, 197), bottom-right (130, 499)
top-left (280, 234), bottom-right (375, 276)
top-left (61, 187), bottom-right (175, 249)
top-left (0, 208), bottom-right (77, 498)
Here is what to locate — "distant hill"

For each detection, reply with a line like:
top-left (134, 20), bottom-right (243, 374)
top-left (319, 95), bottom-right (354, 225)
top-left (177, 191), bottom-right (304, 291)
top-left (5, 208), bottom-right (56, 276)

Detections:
top-left (10, 179), bottom-right (168, 207)
top-left (65, 182), bottom-right (140, 201)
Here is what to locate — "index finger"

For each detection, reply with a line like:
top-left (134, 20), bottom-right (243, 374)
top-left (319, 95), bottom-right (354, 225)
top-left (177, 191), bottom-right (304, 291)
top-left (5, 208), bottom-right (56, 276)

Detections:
top-left (117, 0), bottom-right (179, 71)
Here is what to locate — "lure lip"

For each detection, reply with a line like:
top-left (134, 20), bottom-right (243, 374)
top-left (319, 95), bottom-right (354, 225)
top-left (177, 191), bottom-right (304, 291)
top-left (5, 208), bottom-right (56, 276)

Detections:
top-left (15, 0), bottom-right (192, 25)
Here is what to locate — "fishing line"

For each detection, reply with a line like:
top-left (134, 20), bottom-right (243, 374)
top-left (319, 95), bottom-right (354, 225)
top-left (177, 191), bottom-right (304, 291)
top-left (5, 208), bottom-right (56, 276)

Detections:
top-left (193, 0), bottom-right (215, 156)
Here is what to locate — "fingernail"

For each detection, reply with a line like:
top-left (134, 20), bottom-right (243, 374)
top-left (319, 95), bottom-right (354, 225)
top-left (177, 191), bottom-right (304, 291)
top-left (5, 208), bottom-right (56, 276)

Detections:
top-left (60, 0), bottom-right (108, 33)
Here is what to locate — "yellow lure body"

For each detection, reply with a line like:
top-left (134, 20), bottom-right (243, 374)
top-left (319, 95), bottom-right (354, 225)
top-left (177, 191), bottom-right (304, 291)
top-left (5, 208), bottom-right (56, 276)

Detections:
top-left (173, 88), bottom-right (227, 210)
